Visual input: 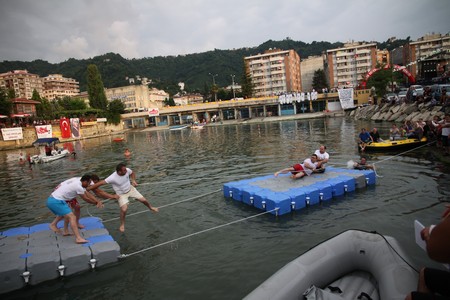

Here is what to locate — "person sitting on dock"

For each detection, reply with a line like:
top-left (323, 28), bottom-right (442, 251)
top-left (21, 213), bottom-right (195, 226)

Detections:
top-left (313, 145), bottom-right (329, 173)
top-left (358, 128), bottom-right (373, 151)
top-left (274, 154), bottom-right (318, 179)
top-left (353, 157), bottom-right (374, 170)
top-left (87, 163), bottom-right (159, 232)
top-left (47, 175), bottom-right (108, 244)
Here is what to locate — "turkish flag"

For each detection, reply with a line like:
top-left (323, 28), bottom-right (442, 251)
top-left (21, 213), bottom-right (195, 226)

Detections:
top-left (60, 118), bottom-right (71, 138)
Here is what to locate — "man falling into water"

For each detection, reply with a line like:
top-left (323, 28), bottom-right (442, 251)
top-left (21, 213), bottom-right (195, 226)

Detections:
top-left (88, 163), bottom-right (159, 232)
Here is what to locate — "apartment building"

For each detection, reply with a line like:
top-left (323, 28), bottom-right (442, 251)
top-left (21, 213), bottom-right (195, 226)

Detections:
top-left (104, 85), bottom-right (168, 111)
top-left (0, 70), bottom-right (44, 99)
top-left (245, 48), bottom-right (302, 97)
top-left (326, 42), bottom-right (377, 88)
top-left (43, 74), bottom-right (80, 101)
top-left (300, 55), bottom-right (326, 92)
top-left (409, 33), bottom-right (450, 81)
top-left (149, 88), bottom-right (169, 107)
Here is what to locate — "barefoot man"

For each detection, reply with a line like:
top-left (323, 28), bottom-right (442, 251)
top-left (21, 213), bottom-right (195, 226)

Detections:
top-left (47, 175), bottom-right (105, 244)
top-left (88, 163), bottom-right (159, 232)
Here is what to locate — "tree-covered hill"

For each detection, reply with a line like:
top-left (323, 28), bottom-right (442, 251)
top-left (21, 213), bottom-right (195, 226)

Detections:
top-left (0, 37), bottom-right (409, 93)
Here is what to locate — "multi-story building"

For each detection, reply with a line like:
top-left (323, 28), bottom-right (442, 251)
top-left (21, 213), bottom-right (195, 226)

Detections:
top-left (42, 74), bottom-right (80, 101)
top-left (376, 49), bottom-right (390, 65)
top-left (244, 48), bottom-right (302, 97)
top-left (409, 33), bottom-right (450, 81)
top-left (173, 93), bottom-right (204, 106)
top-left (149, 88), bottom-right (169, 108)
top-left (0, 70), bottom-right (44, 99)
top-left (326, 42), bottom-right (377, 88)
top-left (104, 84), bottom-right (168, 112)
top-left (300, 55), bottom-right (326, 92)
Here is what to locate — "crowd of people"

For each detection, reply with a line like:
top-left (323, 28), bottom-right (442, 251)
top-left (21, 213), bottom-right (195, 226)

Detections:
top-left (357, 114), bottom-right (450, 156)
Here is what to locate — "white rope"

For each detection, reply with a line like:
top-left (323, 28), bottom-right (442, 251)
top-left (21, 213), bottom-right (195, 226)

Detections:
top-left (372, 140), bottom-right (436, 165)
top-left (101, 189), bottom-right (222, 223)
top-left (118, 208), bottom-right (278, 259)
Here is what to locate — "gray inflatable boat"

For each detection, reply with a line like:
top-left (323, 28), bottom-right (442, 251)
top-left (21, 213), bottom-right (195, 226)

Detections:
top-left (245, 230), bottom-right (418, 300)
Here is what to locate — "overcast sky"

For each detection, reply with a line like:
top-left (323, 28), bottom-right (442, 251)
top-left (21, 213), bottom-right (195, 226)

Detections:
top-left (1, 0), bottom-right (448, 63)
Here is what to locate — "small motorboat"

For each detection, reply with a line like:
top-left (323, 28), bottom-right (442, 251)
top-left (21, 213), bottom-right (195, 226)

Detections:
top-left (30, 138), bottom-right (72, 164)
top-left (169, 124), bottom-right (188, 131)
top-left (360, 137), bottom-right (427, 152)
top-left (244, 230), bottom-right (418, 300)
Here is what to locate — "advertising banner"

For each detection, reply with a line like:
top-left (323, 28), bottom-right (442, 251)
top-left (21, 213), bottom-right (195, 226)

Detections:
top-left (60, 118), bottom-right (71, 138)
top-left (1, 127), bottom-right (23, 141)
top-left (148, 108), bottom-right (160, 116)
top-left (35, 125), bottom-right (52, 138)
top-left (338, 88), bottom-right (355, 110)
top-left (70, 118), bottom-right (81, 138)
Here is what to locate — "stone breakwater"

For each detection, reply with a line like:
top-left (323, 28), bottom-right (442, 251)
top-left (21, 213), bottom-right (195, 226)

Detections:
top-left (347, 102), bottom-right (446, 123)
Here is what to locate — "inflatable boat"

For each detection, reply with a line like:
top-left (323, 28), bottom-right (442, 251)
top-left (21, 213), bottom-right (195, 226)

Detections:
top-left (361, 137), bottom-right (427, 152)
top-left (244, 230), bottom-right (418, 300)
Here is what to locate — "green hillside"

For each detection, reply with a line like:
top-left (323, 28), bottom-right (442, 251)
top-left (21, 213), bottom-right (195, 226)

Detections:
top-left (0, 38), bottom-right (409, 94)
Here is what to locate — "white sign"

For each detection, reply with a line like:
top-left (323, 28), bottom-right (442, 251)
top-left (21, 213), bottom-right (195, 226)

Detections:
top-left (97, 118), bottom-right (107, 122)
top-left (148, 108), bottom-right (160, 117)
top-left (1, 127), bottom-right (23, 141)
top-left (35, 125), bottom-right (52, 138)
top-left (338, 88), bottom-right (355, 109)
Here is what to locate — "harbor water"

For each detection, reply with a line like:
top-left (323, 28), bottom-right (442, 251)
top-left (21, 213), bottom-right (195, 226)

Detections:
top-left (1, 117), bottom-right (449, 299)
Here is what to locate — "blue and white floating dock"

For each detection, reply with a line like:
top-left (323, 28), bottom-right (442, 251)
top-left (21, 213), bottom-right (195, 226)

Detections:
top-left (0, 217), bottom-right (120, 294)
top-left (223, 167), bottom-right (376, 215)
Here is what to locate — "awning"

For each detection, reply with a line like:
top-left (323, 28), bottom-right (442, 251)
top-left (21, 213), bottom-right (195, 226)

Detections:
top-left (32, 138), bottom-right (60, 146)
top-left (10, 114), bottom-right (31, 118)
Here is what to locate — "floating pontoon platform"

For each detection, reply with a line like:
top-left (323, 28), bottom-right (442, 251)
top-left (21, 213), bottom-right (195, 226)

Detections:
top-left (223, 167), bottom-right (376, 216)
top-left (0, 217), bottom-right (120, 294)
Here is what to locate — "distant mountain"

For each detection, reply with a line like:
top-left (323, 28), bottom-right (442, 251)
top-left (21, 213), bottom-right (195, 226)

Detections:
top-left (0, 38), bottom-right (410, 94)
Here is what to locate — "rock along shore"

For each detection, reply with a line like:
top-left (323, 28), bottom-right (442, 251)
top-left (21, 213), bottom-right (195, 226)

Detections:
top-left (347, 102), bottom-right (447, 123)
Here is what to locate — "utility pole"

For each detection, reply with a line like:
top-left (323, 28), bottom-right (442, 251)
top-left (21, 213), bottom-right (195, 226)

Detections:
top-left (230, 74), bottom-right (236, 100)
top-left (209, 73), bottom-right (218, 102)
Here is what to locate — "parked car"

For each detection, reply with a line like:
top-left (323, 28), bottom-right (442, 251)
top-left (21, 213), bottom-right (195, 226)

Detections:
top-left (398, 90), bottom-right (407, 102)
top-left (431, 84), bottom-right (450, 102)
top-left (385, 93), bottom-right (398, 104)
top-left (410, 85), bottom-right (424, 96)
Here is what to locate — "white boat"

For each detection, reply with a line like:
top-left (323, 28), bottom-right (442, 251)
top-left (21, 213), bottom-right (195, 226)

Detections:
top-left (30, 138), bottom-right (72, 164)
top-left (30, 149), bottom-right (71, 164)
top-left (169, 124), bottom-right (188, 130)
top-left (245, 230), bottom-right (418, 300)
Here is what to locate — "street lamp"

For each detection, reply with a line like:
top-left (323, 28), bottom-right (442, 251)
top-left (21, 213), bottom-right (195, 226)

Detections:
top-left (209, 73), bottom-right (218, 102)
top-left (230, 74), bottom-right (236, 100)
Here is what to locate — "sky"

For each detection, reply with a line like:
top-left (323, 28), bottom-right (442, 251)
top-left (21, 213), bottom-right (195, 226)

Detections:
top-left (0, 0), bottom-right (449, 63)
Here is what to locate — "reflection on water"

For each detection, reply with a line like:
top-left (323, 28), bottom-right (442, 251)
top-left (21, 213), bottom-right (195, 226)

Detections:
top-left (1, 118), bottom-right (449, 300)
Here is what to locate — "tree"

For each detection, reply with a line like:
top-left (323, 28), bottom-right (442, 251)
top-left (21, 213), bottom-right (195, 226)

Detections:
top-left (0, 88), bottom-right (12, 116)
top-left (366, 65), bottom-right (403, 98)
top-left (87, 64), bottom-right (108, 110)
top-left (240, 60), bottom-right (253, 98)
top-left (107, 99), bottom-right (125, 124)
top-left (312, 69), bottom-right (328, 91)
top-left (58, 96), bottom-right (87, 111)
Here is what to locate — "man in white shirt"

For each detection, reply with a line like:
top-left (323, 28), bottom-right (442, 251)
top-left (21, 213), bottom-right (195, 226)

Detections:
top-left (88, 163), bottom-right (159, 232)
top-left (274, 154), bottom-right (318, 179)
top-left (47, 175), bottom-right (105, 244)
top-left (314, 145), bottom-right (330, 173)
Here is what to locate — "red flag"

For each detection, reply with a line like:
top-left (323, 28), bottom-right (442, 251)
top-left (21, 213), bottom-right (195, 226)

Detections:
top-left (60, 118), bottom-right (71, 138)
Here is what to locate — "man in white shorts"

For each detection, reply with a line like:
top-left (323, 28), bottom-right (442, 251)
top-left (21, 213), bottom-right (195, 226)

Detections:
top-left (313, 145), bottom-right (330, 173)
top-left (88, 163), bottom-right (159, 232)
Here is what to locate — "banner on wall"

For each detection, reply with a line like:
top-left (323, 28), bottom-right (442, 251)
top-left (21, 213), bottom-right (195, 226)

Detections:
top-left (70, 118), bottom-right (81, 138)
top-left (1, 127), bottom-right (23, 141)
top-left (60, 118), bottom-right (71, 138)
top-left (338, 88), bottom-right (355, 110)
top-left (35, 125), bottom-right (52, 138)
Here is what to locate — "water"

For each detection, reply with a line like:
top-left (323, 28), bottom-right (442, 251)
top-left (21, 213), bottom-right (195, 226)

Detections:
top-left (1, 117), bottom-right (449, 299)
